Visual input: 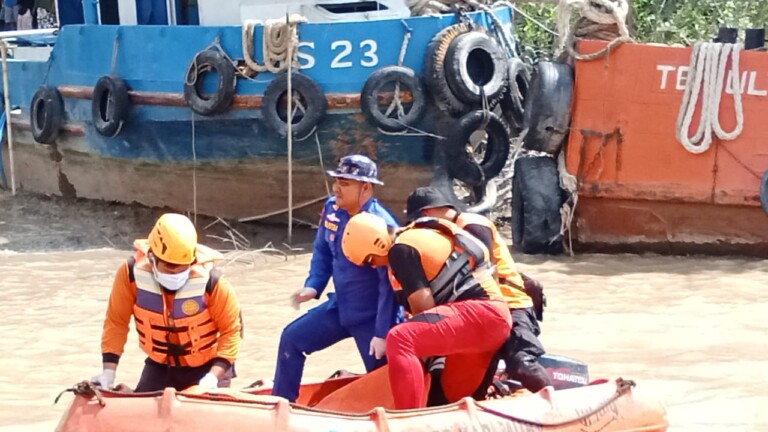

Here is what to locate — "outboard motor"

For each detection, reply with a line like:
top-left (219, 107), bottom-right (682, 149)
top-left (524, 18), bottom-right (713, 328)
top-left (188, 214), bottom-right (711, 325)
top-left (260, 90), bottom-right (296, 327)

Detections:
top-left (539, 354), bottom-right (590, 390)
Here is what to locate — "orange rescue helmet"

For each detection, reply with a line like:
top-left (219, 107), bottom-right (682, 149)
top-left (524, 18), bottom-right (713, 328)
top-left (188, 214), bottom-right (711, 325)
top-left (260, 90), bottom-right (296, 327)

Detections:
top-left (148, 213), bottom-right (198, 265)
top-left (342, 212), bottom-right (392, 266)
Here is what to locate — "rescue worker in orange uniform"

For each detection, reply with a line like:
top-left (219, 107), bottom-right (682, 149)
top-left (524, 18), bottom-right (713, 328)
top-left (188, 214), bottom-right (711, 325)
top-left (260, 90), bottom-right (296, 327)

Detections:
top-left (91, 213), bottom-right (242, 392)
top-left (405, 187), bottom-right (552, 393)
top-left (342, 213), bottom-right (511, 409)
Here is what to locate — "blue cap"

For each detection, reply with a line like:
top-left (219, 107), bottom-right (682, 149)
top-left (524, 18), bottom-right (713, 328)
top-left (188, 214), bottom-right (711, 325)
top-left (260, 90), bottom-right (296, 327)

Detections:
top-left (327, 155), bottom-right (384, 185)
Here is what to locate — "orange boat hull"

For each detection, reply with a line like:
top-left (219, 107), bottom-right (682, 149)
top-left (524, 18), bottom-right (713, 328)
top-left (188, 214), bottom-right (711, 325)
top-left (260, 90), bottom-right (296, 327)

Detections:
top-left (565, 41), bottom-right (768, 255)
top-left (55, 377), bottom-right (667, 432)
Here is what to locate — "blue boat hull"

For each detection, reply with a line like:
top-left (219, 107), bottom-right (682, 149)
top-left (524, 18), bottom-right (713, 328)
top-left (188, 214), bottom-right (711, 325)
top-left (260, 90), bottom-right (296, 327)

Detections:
top-left (1, 7), bottom-right (514, 219)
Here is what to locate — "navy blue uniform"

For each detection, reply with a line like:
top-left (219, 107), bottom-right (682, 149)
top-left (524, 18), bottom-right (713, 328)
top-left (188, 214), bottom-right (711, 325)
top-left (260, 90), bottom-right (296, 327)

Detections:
top-left (272, 197), bottom-right (399, 401)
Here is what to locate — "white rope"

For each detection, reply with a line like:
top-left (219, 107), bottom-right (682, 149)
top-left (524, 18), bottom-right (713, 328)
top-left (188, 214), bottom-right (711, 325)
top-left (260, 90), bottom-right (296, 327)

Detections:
top-left (556, 0), bottom-right (633, 59)
top-left (675, 42), bottom-right (744, 154)
top-left (191, 111), bottom-right (198, 226)
top-left (557, 150), bottom-right (578, 256)
top-left (406, 0), bottom-right (454, 16)
top-left (242, 15), bottom-right (306, 74)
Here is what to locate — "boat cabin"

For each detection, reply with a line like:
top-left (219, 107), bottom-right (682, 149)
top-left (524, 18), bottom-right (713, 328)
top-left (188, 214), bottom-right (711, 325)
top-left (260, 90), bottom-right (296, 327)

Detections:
top-left (79, 0), bottom-right (410, 26)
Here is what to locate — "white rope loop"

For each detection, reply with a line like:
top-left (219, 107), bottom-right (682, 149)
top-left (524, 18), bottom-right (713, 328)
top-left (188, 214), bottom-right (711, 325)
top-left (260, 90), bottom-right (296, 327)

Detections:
top-left (242, 15), bottom-right (306, 74)
top-left (675, 42), bottom-right (744, 154)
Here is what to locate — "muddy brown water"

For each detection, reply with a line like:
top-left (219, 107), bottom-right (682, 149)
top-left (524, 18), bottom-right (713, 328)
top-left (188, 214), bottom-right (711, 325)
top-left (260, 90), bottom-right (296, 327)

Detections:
top-left (0, 247), bottom-right (766, 431)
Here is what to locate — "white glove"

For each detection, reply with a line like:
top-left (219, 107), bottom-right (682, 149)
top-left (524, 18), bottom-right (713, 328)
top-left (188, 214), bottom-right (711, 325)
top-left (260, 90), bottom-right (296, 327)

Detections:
top-left (199, 372), bottom-right (219, 389)
top-left (369, 336), bottom-right (387, 360)
top-left (290, 287), bottom-right (318, 310)
top-left (91, 369), bottom-right (116, 390)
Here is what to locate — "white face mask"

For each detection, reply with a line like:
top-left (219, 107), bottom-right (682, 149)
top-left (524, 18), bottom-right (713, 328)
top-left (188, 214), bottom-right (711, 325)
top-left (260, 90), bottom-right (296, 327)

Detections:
top-left (152, 262), bottom-right (191, 291)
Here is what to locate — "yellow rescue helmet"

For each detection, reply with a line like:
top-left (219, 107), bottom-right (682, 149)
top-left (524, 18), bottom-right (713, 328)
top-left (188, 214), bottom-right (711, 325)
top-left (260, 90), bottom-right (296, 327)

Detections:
top-left (342, 212), bottom-right (392, 266)
top-left (148, 213), bottom-right (198, 265)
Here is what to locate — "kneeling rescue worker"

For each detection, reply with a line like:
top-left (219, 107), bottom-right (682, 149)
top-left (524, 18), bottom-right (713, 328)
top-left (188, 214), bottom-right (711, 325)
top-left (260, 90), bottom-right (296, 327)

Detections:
top-left (406, 187), bottom-right (552, 393)
top-left (91, 213), bottom-right (242, 392)
top-left (342, 213), bottom-right (511, 409)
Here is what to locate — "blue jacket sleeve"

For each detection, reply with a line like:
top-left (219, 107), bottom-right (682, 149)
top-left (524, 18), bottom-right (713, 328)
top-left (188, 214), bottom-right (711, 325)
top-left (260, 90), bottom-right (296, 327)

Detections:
top-left (371, 200), bottom-right (400, 338)
top-left (374, 266), bottom-right (396, 338)
top-left (304, 205), bottom-right (333, 297)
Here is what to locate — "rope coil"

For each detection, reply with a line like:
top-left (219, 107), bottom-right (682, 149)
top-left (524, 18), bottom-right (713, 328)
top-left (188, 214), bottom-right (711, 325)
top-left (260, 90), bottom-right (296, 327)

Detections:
top-left (242, 15), bottom-right (306, 74)
top-left (675, 42), bottom-right (744, 154)
top-left (557, 0), bottom-right (634, 61)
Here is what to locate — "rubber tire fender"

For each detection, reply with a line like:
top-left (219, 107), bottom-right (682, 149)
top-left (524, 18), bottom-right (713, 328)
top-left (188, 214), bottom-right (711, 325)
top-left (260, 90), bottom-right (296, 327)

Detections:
top-left (184, 49), bottom-right (237, 116)
top-left (521, 61), bottom-right (573, 155)
top-left (761, 171), bottom-right (768, 215)
top-left (30, 85), bottom-right (64, 144)
top-left (360, 65), bottom-right (427, 133)
top-left (446, 110), bottom-right (511, 187)
top-left (444, 31), bottom-right (507, 106)
top-left (91, 75), bottom-right (130, 137)
top-left (424, 23), bottom-right (473, 117)
top-left (262, 72), bottom-right (327, 139)
top-left (511, 155), bottom-right (564, 255)
top-left (500, 57), bottom-right (531, 131)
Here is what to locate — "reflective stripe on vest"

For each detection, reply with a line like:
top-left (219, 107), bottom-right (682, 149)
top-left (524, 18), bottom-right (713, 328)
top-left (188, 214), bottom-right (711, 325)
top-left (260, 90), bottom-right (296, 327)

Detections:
top-left (406, 217), bottom-right (496, 305)
top-left (131, 252), bottom-right (218, 367)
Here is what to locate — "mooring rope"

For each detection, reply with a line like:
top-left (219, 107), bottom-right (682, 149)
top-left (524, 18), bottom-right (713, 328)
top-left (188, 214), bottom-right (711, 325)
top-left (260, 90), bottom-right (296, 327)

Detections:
top-left (242, 15), bottom-right (306, 74)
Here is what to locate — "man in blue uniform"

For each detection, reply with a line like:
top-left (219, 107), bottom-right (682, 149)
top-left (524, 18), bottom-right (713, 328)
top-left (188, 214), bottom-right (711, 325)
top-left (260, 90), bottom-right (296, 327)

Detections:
top-left (272, 154), bottom-right (400, 402)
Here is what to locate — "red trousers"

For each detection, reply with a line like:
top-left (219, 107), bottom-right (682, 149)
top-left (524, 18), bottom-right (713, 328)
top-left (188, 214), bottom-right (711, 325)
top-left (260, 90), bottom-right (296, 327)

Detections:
top-left (385, 299), bottom-right (512, 409)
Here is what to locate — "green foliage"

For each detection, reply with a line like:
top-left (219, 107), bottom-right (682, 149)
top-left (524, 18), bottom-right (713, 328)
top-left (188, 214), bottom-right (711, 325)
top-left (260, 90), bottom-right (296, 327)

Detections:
top-left (511, 0), bottom-right (768, 62)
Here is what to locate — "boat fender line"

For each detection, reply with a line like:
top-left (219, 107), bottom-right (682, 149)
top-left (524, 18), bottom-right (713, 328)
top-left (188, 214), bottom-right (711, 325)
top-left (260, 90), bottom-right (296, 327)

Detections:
top-left (55, 381), bottom-right (105, 407)
top-left (465, 179), bottom-right (497, 216)
top-left (511, 155), bottom-right (564, 255)
top-left (30, 85), bottom-right (64, 144)
top-left (499, 57), bottom-right (531, 131)
top-left (475, 378), bottom-right (636, 427)
top-left (444, 30), bottom-right (508, 106)
top-left (360, 66), bottom-right (427, 133)
top-left (262, 72), bottom-right (327, 139)
top-left (184, 49), bottom-right (237, 116)
top-left (760, 171), bottom-right (768, 216)
top-left (521, 61), bottom-right (573, 155)
top-left (446, 110), bottom-right (511, 186)
top-left (424, 23), bottom-right (473, 117)
top-left (91, 75), bottom-right (130, 137)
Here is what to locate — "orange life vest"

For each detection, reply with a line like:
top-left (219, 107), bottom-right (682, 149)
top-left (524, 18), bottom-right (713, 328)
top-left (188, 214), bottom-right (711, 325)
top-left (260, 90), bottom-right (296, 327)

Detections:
top-left (389, 217), bottom-right (503, 305)
top-left (129, 243), bottom-right (222, 368)
top-left (455, 212), bottom-right (532, 310)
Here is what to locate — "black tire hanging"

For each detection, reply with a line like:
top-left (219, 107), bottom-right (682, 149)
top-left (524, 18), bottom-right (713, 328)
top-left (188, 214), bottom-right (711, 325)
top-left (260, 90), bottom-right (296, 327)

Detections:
top-left (521, 62), bottom-right (574, 155)
top-left (91, 75), bottom-right (130, 137)
top-left (500, 57), bottom-right (531, 131)
top-left (262, 72), bottom-right (327, 139)
top-left (444, 31), bottom-right (507, 106)
top-left (424, 23), bottom-right (473, 117)
top-left (511, 155), bottom-right (564, 254)
top-left (184, 50), bottom-right (237, 116)
top-left (30, 85), bottom-right (64, 144)
top-left (760, 171), bottom-right (768, 215)
top-left (360, 65), bottom-right (427, 133)
top-left (446, 110), bottom-right (511, 187)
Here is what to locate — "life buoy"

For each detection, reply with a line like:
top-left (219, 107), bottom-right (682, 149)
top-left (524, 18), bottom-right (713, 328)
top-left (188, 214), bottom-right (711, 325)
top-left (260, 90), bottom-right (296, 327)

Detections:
top-left (262, 72), bottom-right (327, 139)
top-left (446, 110), bottom-right (511, 187)
top-left (30, 86), bottom-right (64, 144)
top-left (360, 65), bottom-right (427, 133)
top-left (499, 57), bottom-right (531, 132)
top-left (521, 61), bottom-right (573, 155)
top-left (760, 171), bottom-right (768, 215)
top-left (511, 155), bottom-right (564, 255)
top-left (184, 50), bottom-right (237, 116)
top-left (424, 23), bottom-right (473, 117)
top-left (444, 31), bottom-right (507, 106)
top-left (92, 75), bottom-right (130, 137)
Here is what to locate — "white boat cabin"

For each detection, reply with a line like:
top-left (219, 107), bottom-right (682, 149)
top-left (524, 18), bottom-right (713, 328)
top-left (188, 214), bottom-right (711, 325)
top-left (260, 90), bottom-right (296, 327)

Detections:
top-left (109, 0), bottom-right (410, 25)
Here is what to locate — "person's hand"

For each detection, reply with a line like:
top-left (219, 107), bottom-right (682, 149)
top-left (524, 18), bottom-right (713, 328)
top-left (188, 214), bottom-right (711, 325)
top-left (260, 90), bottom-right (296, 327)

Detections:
top-left (199, 372), bottom-right (219, 389)
top-left (91, 369), bottom-right (116, 390)
top-left (290, 287), bottom-right (318, 310)
top-left (369, 336), bottom-right (386, 360)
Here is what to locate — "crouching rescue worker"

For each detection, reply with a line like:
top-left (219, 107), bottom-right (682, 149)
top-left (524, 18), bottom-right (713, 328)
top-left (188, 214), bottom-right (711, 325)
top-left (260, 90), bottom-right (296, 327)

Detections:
top-left (342, 213), bottom-right (511, 409)
top-left (91, 213), bottom-right (242, 392)
top-left (406, 187), bottom-right (552, 393)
